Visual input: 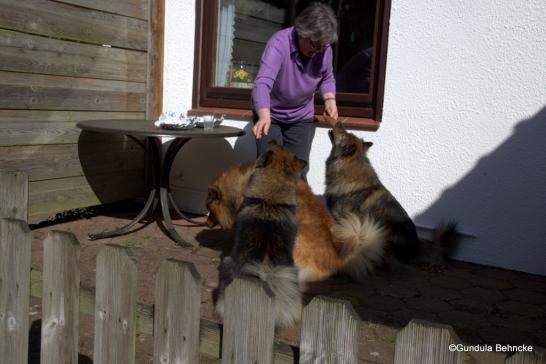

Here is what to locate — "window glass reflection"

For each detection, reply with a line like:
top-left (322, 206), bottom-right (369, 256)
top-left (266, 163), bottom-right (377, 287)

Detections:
top-left (214, 0), bottom-right (375, 94)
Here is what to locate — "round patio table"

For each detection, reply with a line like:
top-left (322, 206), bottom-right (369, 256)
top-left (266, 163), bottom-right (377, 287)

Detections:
top-left (77, 119), bottom-right (245, 247)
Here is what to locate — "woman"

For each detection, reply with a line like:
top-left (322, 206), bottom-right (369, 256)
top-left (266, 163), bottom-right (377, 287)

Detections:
top-left (251, 2), bottom-right (338, 178)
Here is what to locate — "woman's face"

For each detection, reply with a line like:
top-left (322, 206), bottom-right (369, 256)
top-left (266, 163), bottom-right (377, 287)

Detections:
top-left (297, 35), bottom-right (329, 58)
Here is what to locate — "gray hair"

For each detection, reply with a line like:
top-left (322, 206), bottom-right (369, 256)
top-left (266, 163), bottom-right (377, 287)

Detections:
top-left (294, 2), bottom-right (338, 45)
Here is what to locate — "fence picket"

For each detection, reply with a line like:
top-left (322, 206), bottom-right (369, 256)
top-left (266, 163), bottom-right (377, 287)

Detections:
top-left (395, 319), bottom-right (463, 364)
top-left (93, 244), bottom-right (138, 364)
top-left (154, 259), bottom-right (201, 364)
top-left (299, 296), bottom-right (359, 363)
top-left (0, 218), bottom-right (31, 364)
top-left (221, 277), bottom-right (276, 364)
top-left (0, 171), bottom-right (28, 221)
top-left (505, 347), bottom-right (546, 364)
top-left (40, 231), bottom-right (80, 364)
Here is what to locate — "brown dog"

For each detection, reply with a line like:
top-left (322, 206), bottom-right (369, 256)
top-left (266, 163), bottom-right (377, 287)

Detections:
top-left (214, 143), bottom-right (305, 327)
top-left (325, 121), bottom-right (459, 269)
top-left (207, 157), bottom-right (386, 283)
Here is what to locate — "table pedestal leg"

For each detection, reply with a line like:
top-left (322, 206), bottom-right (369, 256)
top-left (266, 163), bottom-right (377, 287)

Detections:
top-left (88, 189), bottom-right (157, 240)
top-left (159, 137), bottom-right (194, 247)
top-left (88, 137), bottom-right (161, 240)
top-left (168, 193), bottom-right (207, 226)
top-left (87, 135), bottom-right (204, 248)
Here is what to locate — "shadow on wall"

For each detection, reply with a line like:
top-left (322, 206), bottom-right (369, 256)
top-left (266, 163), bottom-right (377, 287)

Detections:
top-left (415, 106), bottom-right (546, 275)
top-left (232, 121), bottom-right (258, 158)
top-left (78, 130), bottom-right (147, 206)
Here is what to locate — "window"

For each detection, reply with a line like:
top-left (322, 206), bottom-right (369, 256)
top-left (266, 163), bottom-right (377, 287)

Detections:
top-left (193, 0), bottom-right (390, 127)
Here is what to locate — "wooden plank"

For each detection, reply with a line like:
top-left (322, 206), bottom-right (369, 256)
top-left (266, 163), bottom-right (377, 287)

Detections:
top-left (0, 122), bottom-right (143, 146)
top-left (0, 0), bottom-right (147, 50)
top-left (221, 277), bottom-right (276, 364)
top-left (0, 30), bottom-right (147, 82)
top-left (299, 296), bottom-right (360, 363)
top-left (146, 0), bottom-right (165, 120)
top-left (0, 68), bottom-right (145, 92)
top-left (505, 347), bottom-right (546, 364)
top-left (234, 14), bottom-right (282, 44)
top-left (0, 218), bottom-right (31, 364)
top-left (154, 260), bottom-right (201, 364)
top-left (29, 268), bottom-right (297, 363)
top-left (0, 71), bottom-right (146, 112)
top-left (394, 319), bottom-right (463, 364)
top-left (0, 111), bottom-right (145, 146)
top-left (0, 171), bottom-right (28, 221)
top-left (0, 122), bottom-right (81, 146)
top-left (54, 0), bottom-right (149, 20)
top-left (28, 170), bottom-right (145, 222)
top-left (0, 141), bottom-right (145, 182)
top-left (94, 245), bottom-right (138, 364)
top-left (40, 231), bottom-right (80, 364)
top-left (0, 110), bottom-right (145, 123)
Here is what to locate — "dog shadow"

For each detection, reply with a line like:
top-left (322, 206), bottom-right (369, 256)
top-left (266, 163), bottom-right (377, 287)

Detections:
top-left (195, 228), bottom-right (234, 258)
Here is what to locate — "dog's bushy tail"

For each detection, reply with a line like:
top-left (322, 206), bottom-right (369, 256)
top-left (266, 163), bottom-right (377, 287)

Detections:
top-left (215, 261), bottom-right (301, 328)
top-left (334, 213), bottom-right (387, 280)
top-left (413, 222), bottom-right (461, 265)
top-left (241, 263), bottom-right (301, 327)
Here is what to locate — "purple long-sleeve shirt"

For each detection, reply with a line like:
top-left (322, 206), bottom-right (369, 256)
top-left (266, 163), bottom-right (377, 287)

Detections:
top-left (251, 27), bottom-right (336, 123)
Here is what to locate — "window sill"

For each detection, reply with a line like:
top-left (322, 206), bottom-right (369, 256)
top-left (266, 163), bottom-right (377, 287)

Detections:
top-left (188, 108), bottom-right (380, 131)
top-left (189, 107), bottom-right (253, 120)
top-left (314, 115), bottom-right (380, 130)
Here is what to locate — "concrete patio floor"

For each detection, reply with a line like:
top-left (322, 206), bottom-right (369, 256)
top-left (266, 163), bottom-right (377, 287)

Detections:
top-left (27, 205), bottom-right (546, 363)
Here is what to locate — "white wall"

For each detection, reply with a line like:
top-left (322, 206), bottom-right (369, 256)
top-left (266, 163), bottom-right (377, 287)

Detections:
top-left (164, 0), bottom-right (546, 275)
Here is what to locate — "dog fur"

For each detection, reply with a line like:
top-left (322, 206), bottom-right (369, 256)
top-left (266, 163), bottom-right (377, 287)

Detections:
top-left (214, 143), bottom-right (305, 327)
top-left (207, 161), bottom-right (387, 283)
top-left (325, 121), bottom-right (460, 271)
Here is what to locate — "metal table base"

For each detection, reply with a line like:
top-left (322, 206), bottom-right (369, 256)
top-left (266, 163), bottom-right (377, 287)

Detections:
top-left (77, 119), bottom-right (244, 247)
top-left (88, 136), bottom-right (201, 248)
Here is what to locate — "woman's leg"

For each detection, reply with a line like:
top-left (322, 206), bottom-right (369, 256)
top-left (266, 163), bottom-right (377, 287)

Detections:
top-left (280, 119), bottom-right (315, 180)
top-left (254, 120), bottom-right (283, 157)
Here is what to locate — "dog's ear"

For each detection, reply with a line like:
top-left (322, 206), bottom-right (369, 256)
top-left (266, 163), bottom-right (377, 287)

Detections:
top-left (207, 186), bottom-right (222, 201)
top-left (266, 139), bottom-right (278, 148)
top-left (256, 150), bottom-right (274, 168)
top-left (341, 142), bottom-right (357, 156)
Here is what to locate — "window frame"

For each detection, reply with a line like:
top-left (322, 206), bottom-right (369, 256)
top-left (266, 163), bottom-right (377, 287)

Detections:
top-left (192, 0), bottom-right (391, 128)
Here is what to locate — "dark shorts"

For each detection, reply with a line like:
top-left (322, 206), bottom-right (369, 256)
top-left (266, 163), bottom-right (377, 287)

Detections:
top-left (253, 114), bottom-right (315, 180)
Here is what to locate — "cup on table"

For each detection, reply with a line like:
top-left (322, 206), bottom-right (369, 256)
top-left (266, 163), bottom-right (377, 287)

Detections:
top-left (202, 115), bottom-right (214, 132)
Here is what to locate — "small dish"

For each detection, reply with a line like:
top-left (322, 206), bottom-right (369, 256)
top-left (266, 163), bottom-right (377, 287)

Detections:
top-left (194, 114), bottom-right (225, 128)
top-left (154, 112), bottom-right (196, 130)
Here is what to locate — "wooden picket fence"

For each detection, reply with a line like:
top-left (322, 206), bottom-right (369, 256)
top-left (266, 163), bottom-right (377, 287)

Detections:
top-left (1, 171), bottom-right (545, 363)
top-left (2, 221), bottom-right (546, 363)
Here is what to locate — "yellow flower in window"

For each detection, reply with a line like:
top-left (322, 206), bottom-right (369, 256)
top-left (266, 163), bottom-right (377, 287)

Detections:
top-left (233, 69), bottom-right (253, 83)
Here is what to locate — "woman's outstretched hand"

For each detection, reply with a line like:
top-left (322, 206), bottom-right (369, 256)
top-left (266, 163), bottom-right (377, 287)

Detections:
top-left (324, 99), bottom-right (338, 125)
top-left (253, 118), bottom-right (271, 139)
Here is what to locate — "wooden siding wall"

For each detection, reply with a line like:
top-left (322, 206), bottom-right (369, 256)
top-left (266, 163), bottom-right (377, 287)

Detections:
top-left (0, 0), bottom-right (163, 223)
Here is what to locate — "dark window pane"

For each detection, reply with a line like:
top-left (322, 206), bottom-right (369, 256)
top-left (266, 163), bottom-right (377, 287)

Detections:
top-left (335, 1), bottom-right (376, 94)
